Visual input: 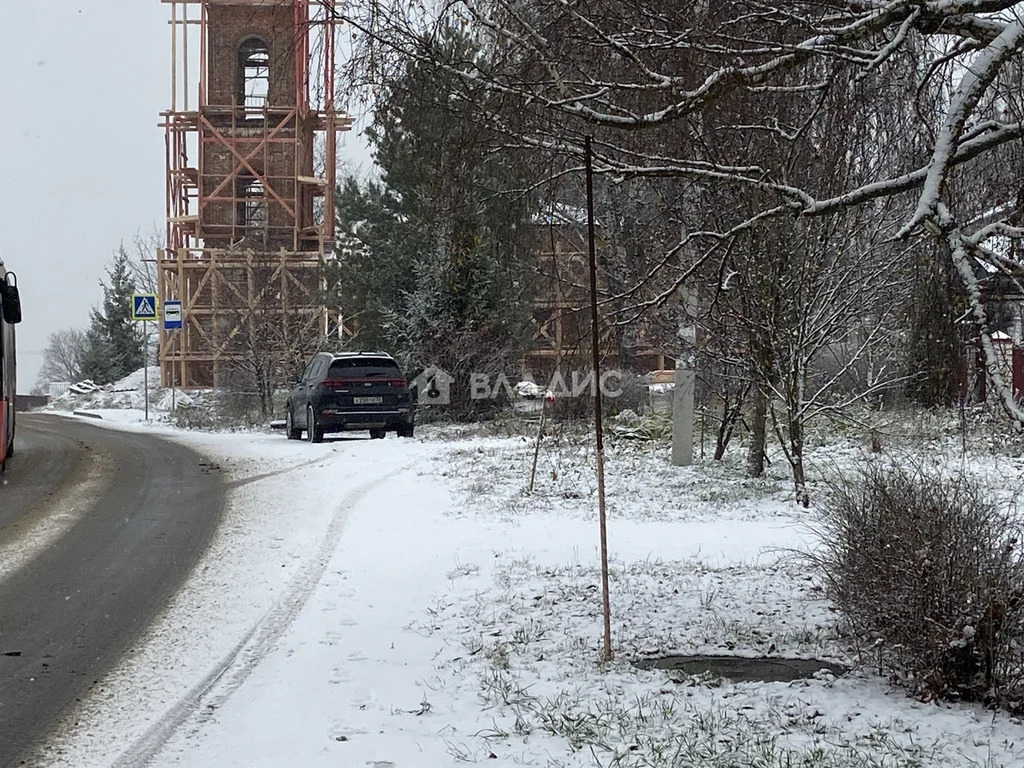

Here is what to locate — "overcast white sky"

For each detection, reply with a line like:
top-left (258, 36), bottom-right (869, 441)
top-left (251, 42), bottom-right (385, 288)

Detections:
top-left (0, 1), bottom-right (370, 390)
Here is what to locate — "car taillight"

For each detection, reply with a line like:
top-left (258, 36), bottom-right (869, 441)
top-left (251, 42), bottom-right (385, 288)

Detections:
top-left (318, 377), bottom-right (407, 388)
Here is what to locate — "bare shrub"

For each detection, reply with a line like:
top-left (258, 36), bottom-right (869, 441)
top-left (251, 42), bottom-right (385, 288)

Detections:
top-left (604, 370), bottom-right (649, 416)
top-left (170, 401), bottom-right (217, 431)
top-left (540, 369), bottom-right (651, 425)
top-left (213, 390), bottom-right (275, 427)
top-left (170, 389), bottom-right (286, 431)
top-left (810, 462), bottom-right (1024, 707)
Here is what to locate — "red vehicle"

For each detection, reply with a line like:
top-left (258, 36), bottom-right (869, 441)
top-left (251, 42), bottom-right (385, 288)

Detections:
top-left (0, 258), bottom-right (22, 476)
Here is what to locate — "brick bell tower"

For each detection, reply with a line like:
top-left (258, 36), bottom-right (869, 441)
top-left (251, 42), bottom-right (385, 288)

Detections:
top-left (159, 0), bottom-right (352, 388)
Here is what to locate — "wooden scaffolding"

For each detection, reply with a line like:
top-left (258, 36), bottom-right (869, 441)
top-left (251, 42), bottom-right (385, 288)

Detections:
top-left (527, 220), bottom-right (674, 377)
top-left (158, 0), bottom-right (352, 388)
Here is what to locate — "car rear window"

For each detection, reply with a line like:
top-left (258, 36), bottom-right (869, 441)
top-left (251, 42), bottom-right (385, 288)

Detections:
top-left (328, 358), bottom-right (401, 378)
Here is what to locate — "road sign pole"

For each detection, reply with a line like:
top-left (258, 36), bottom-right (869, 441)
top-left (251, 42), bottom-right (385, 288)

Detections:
top-left (131, 293), bottom-right (159, 422)
top-left (171, 330), bottom-right (177, 412)
top-left (161, 300), bottom-right (184, 416)
top-left (144, 327), bottom-right (149, 421)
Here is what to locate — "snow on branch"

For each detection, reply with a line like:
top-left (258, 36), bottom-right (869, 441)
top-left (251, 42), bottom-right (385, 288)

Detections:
top-left (939, 203), bottom-right (1024, 426)
top-left (900, 20), bottom-right (1024, 238)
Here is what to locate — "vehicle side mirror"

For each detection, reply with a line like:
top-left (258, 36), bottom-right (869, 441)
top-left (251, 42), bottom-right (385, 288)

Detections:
top-left (1, 279), bottom-right (21, 325)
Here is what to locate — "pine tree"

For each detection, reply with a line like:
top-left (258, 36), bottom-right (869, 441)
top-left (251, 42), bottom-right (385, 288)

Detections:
top-left (80, 247), bottom-right (145, 384)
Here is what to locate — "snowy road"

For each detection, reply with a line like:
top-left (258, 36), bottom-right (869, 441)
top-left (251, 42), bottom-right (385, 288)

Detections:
top-left (0, 414), bottom-right (225, 765)
top-left (0, 414), bottom-right (86, 533)
top-left (11, 424), bottom-right (433, 767)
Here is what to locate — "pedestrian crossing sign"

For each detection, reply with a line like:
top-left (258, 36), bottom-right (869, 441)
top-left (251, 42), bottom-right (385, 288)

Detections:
top-left (132, 293), bottom-right (158, 322)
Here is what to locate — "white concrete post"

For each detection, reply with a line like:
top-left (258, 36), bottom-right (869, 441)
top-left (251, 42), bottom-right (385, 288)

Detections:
top-left (671, 363), bottom-right (694, 466)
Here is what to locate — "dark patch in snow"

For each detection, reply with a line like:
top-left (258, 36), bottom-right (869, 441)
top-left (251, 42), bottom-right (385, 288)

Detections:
top-left (635, 654), bottom-right (846, 683)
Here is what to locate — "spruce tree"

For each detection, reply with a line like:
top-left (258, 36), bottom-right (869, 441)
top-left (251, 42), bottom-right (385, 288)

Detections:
top-left (79, 311), bottom-right (113, 384)
top-left (80, 247), bottom-right (145, 384)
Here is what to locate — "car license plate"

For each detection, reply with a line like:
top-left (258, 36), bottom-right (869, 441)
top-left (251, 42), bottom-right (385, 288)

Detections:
top-left (353, 396), bottom-right (383, 405)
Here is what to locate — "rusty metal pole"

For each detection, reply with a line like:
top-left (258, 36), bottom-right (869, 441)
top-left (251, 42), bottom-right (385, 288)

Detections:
top-left (528, 397), bottom-right (547, 494)
top-left (585, 136), bottom-right (613, 662)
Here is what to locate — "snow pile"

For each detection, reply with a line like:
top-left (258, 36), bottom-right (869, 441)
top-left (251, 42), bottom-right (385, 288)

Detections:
top-left (47, 366), bottom-right (183, 419)
top-left (515, 380), bottom-right (544, 398)
top-left (156, 388), bottom-right (194, 411)
top-left (110, 366), bottom-right (162, 392)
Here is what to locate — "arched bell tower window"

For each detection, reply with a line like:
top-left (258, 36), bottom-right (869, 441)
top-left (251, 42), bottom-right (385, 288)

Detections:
top-left (238, 37), bottom-right (269, 110)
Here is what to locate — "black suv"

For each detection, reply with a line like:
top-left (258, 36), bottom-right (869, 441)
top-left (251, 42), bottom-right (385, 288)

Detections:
top-left (285, 352), bottom-right (414, 442)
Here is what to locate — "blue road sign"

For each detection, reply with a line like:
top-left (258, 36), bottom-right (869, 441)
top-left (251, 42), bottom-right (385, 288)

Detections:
top-left (132, 293), bottom-right (158, 322)
top-left (163, 300), bottom-right (183, 330)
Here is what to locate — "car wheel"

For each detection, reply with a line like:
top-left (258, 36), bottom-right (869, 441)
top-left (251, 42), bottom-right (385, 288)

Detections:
top-left (369, 428), bottom-right (386, 440)
top-left (399, 424), bottom-right (414, 438)
top-left (285, 408), bottom-right (302, 440)
top-left (306, 405), bottom-right (323, 443)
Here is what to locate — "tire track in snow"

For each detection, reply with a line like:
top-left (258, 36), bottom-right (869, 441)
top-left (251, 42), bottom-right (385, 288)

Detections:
top-left (110, 464), bottom-right (407, 768)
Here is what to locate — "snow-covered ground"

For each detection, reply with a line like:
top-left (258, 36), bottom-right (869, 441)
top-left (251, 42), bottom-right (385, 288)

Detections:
top-left (27, 394), bottom-right (1024, 767)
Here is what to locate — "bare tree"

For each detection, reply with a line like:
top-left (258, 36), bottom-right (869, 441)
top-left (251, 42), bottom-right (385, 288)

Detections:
top-left (128, 228), bottom-right (161, 294)
top-left (339, 1), bottom-right (1024, 426)
top-left (220, 250), bottom-right (329, 419)
top-left (37, 328), bottom-right (87, 387)
top-left (128, 229), bottom-right (162, 364)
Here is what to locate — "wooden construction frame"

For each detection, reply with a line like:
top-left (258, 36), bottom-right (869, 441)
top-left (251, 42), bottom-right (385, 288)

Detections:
top-left (526, 224), bottom-right (673, 378)
top-left (158, 0), bottom-right (352, 388)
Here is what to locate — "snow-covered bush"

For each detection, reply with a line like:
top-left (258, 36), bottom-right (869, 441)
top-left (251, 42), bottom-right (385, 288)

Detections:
top-left (811, 463), bottom-right (1024, 708)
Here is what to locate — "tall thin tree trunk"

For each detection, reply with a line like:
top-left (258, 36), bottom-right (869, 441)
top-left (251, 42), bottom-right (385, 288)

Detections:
top-left (746, 384), bottom-right (767, 477)
top-left (790, 421), bottom-right (809, 508)
top-left (715, 381), bottom-right (751, 461)
top-left (787, 364), bottom-right (809, 507)
top-left (714, 401), bottom-right (738, 461)
top-left (260, 382), bottom-right (271, 418)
